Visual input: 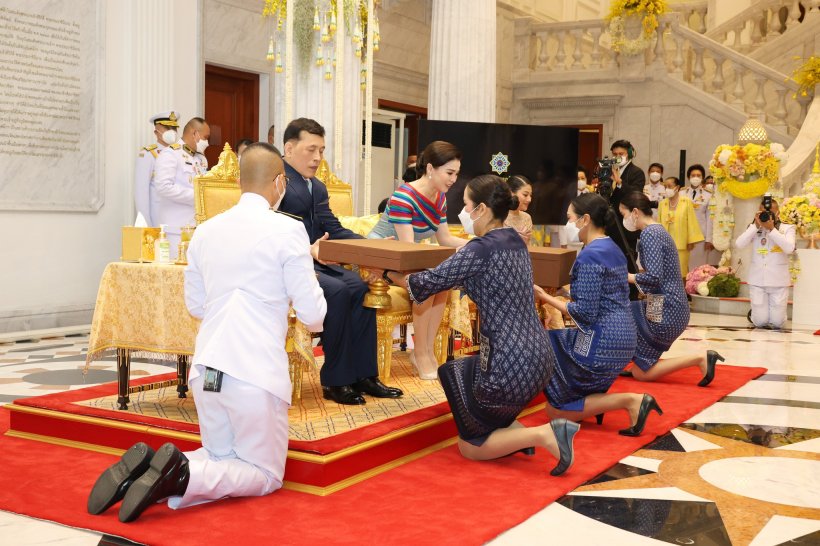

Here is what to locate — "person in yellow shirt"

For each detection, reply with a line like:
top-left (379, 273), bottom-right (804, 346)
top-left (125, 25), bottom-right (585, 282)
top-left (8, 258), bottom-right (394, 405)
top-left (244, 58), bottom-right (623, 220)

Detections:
top-left (657, 176), bottom-right (704, 277)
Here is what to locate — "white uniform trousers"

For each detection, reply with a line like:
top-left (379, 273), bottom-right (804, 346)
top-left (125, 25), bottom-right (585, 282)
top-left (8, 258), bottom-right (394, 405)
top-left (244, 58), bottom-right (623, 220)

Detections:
top-left (749, 285), bottom-right (789, 329)
top-left (167, 371), bottom-right (289, 510)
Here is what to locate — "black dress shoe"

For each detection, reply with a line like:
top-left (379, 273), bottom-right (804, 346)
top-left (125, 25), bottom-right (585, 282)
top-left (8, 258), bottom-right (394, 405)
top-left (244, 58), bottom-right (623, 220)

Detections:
top-left (353, 377), bottom-right (403, 398)
top-left (619, 369), bottom-right (634, 378)
top-left (118, 443), bottom-right (190, 523)
top-left (619, 394), bottom-right (663, 437)
top-left (87, 442), bottom-right (154, 515)
top-left (549, 418), bottom-right (580, 476)
top-left (322, 385), bottom-right (366, 405)
top-left (698, 350), bottom-right (724, 387)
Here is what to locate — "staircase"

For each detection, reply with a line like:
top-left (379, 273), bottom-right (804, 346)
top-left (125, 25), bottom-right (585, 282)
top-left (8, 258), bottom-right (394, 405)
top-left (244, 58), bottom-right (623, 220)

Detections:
top-left (509, 0), bottom-right (818, 183)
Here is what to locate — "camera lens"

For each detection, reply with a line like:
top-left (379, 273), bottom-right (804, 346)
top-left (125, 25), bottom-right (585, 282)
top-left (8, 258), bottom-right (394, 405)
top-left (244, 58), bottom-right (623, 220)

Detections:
top-left (759, 211), bottom-right (770, 222)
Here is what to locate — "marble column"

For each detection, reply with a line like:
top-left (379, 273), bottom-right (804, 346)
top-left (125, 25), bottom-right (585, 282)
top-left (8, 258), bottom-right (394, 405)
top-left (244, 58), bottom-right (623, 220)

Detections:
top-left (428, 0), bottom-right (497, 122)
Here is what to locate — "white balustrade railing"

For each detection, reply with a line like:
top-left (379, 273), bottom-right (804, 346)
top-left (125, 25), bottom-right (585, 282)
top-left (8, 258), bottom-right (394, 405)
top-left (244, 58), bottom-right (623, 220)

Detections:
top-left (705, 0), bottom-right (818, 54)
top-left (663, 14), bottom-right (809, 135)
top-left (514, 19), bottom-right (615, 74)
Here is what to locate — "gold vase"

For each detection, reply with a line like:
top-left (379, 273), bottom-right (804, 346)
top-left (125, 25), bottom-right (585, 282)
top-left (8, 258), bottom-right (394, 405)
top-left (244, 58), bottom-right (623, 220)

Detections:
top-left (799, 227), bottom-right (819, 249)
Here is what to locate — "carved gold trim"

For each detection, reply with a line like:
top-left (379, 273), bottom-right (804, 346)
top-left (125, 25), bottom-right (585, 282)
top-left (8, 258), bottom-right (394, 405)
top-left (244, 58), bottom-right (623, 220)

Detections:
top-left (201, 142), bottom-right (240, 181)
top-left (5, 430), bottom-right (126, 456)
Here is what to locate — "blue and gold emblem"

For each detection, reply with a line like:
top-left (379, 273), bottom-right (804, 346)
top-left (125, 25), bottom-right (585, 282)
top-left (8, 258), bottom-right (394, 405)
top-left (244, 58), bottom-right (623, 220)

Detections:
top-left (489, 152), bottom-right (510, 175)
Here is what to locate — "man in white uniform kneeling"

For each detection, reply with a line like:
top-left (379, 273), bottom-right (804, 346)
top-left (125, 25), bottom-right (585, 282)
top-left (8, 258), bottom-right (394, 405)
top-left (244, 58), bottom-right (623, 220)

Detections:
top-left (87, 142), bottom-right (326, 522)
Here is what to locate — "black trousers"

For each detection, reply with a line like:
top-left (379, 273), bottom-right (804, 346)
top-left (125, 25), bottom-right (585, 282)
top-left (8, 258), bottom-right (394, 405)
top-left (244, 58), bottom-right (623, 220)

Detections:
top-left (315, 263), bottom-right (378, 386)
top-left (605, 219), bottom-right (641, 301)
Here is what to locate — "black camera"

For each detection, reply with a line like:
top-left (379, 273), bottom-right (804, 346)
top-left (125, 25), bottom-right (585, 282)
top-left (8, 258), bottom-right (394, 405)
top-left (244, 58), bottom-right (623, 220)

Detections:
top-left (595, 157), bottom-right (620, 201)
top-left (759, 193), bottom-right (773, 223)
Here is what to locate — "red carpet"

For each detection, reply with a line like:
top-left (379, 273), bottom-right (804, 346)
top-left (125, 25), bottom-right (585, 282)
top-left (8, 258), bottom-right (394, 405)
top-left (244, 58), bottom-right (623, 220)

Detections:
top-left (0, 364), bottom-right (764, 545)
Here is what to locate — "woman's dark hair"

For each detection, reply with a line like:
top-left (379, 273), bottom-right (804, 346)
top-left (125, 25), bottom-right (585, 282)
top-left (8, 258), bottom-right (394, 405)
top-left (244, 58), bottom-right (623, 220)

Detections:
top-left (648, 162), bottom-right (664, 172)
top-left (417, 141), bottom-right (462, 176)
top-left (506, 174), bottom-right (532, 194)
top-left (569, 193), bottom-right (616, 228)
top-left (577, 165), bottom-right (589, 178)
top-left (466, 175), bottom-right (519, 222)
top-left (686, 164), bottom-right (706, 178)
top-left (666, 176), bottom-right (684, 187)
top-left (620, 191), bottom-right (653, 217)
top-left (236, 138), bottom-right (253, 149)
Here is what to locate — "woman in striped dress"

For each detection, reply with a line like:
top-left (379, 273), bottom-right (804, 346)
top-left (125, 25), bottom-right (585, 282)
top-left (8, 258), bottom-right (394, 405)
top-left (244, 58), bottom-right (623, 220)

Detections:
top-left (368, 141), bottom-right (468, 379)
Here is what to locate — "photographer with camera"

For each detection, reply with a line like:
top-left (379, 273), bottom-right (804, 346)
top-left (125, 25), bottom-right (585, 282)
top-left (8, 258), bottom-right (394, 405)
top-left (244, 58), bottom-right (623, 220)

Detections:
top-left (596, 140), bottom-right (646, 298)
top-left (735, 194), bottom-right (796, 329)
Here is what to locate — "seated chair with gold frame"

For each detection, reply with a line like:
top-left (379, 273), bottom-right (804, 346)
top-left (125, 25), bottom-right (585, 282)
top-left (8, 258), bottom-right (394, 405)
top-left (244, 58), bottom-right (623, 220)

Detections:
top-left (193, 143), bottom-right (316, 399)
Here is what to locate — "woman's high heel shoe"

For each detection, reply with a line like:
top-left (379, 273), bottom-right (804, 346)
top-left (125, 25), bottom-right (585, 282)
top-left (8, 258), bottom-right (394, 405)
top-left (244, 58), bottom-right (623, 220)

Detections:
top-left (618, 394), bottom-right (663, 437)
top-left (698, 350), bottom-right (724, 387)
top-left (410, 351), bottom-right (438, 381)
top-left (595, 414), bottom-right (604, 425)
top-left (549, 418), bottom-right (580, 476)
top-left (499, 447), bottom-right (536, 459)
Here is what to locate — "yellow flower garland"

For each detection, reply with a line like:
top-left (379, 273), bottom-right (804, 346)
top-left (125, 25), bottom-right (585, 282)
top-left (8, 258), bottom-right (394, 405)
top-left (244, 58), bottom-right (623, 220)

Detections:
top-left (709, 143), bottom-right (780, 200)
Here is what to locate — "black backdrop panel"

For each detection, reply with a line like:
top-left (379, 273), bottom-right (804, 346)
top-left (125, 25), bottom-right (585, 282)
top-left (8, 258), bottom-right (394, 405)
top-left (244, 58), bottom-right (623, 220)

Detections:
top-left (418, 120), bottom-right (579, 225)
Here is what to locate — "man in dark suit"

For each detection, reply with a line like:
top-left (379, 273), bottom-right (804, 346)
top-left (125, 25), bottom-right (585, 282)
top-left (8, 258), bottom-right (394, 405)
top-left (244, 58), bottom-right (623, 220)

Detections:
top-left (279, 118), bottom-right (403, 405)
top-left (606, 139), bottom-right (645, 299)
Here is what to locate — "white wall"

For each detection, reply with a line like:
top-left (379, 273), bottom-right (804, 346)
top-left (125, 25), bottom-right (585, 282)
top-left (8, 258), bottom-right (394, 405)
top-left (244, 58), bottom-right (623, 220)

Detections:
top-left (0, 0), bottom-right (202, 333)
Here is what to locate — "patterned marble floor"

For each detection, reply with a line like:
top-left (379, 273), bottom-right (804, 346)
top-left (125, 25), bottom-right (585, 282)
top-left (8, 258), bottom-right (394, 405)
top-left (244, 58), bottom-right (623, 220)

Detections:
top-left (1, 313), bottom-right (819, 545)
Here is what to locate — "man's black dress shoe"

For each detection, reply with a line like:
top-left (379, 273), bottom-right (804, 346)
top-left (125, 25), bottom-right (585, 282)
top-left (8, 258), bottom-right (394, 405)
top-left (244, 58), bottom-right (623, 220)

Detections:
top-left (549, 418), bottom-right (580, 476)
top-left (619, 394), bottom-right (663, 437)
top-left (323, 385), bottom-right (366, 405)
top-left (353, 377), bottom-right (403, 398)
top-left (118, 443), bottom-right (190, 523)
top-left (698, 350), bottom-right (724, 387)
top-left (87, 442), bottom-right (155, 515)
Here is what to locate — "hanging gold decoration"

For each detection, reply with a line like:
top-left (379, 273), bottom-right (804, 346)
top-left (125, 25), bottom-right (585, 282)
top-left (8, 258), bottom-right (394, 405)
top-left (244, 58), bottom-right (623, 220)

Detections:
top-left (266, 36), bottom-right (275, 62)
top-left (316, 45), bottom-right (325, 66)
top-left (312, 6), bottom-right (320, 30)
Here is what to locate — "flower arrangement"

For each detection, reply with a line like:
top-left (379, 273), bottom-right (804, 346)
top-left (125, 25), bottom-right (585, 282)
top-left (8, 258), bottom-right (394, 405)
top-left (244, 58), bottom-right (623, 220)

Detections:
top-left (607, 0), bottom-right (667, 56)
top-left (790, 55), bottom-right (820, 99)
top-left (779, 194), bottom-right (820, 236)
top-left (685, 265), bottom-right (738, 296)
top-left (709, 142), bottom-right (786, 200)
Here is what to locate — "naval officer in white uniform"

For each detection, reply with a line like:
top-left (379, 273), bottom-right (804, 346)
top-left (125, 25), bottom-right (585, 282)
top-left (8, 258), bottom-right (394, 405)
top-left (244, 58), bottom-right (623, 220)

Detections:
top-left (134, 111), bottom-right (179, 226)
top-left (153, 116), bottom-right (210, 256)
top-left (735, 197), bottom-right (796, 329)
top-left (87, 142), bottom-right (326, 522)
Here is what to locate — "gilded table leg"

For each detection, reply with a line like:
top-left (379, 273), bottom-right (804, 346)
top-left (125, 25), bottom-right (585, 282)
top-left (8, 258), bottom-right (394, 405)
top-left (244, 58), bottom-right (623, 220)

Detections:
top-left (116, 348), bottom-right (131, 410)
top-left (177, 355), bottom-right (189, 398)
top-left (288, 351), bottom-right (303, 401)
top-left (376, 313), bottom-right (394, 381)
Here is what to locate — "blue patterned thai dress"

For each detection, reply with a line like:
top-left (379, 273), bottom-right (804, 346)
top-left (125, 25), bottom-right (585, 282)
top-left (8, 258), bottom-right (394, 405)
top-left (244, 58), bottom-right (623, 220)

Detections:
top-left (407, 228), bottom-right (555, 446)
top-left (545, 236), bottom-right (636, 410)
top-left (631, 223), bottom-right (690, 371)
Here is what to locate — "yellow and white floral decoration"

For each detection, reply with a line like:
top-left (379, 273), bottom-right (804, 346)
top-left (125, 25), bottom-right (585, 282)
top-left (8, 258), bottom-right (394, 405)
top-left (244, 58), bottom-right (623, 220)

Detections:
top-left (606, 0), bottom-right (667, 56)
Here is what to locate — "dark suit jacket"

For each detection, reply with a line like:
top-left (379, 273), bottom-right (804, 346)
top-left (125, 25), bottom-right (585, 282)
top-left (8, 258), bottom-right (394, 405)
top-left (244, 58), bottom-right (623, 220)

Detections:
top-left (610, 162), bottom-right (646, 209)
top-left (280, 161), bottom-right (362, 244)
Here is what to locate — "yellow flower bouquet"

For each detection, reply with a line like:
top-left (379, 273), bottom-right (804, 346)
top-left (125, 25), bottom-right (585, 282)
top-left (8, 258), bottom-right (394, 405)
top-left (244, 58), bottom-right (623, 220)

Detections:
top-left (607, 0), bottom-right (667, 55)
top-left (790, 55), bottom-right (820, 99)
top-left (780, 195), bottom-right (820, 236)
top-left (708, 143), bottom-right (783, 200)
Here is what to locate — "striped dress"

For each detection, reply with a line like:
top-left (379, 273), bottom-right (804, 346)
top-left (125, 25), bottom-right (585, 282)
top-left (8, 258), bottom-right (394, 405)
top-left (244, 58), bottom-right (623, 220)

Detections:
top-left (367, 184), bottom-right (447, 242)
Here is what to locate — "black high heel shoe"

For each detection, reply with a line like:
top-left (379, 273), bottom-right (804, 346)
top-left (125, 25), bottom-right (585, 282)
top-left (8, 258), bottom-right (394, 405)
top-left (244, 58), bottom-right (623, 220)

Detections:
top-left (698, 350), bottom-right (724, 387)
top-left (499, 447), bottom-right (536, 458)
top-left (595, 414), bottom-right (604, 425)
top-left (618, 394), bottom-right (663, 437)
top-left (549, 418), bottom-right (580, 476)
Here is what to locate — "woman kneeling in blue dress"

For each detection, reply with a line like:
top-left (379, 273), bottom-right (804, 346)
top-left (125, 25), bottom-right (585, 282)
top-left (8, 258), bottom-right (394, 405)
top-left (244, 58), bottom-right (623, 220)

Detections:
top-left (618, 191), bottom-right (724, 386)
top-left (384, 175), bottom-right (578, 476)
top-left (537, 193), bottom-right (662, 436)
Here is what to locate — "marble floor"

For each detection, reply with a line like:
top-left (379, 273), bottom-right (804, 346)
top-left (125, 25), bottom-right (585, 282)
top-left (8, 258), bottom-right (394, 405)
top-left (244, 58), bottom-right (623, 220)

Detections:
top-left (1, 313), bottom-right (818, 545)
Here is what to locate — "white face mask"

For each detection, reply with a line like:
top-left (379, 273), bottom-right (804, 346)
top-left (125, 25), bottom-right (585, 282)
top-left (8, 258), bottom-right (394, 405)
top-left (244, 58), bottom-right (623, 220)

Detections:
top-left (705, 184), bottom-right (715, 193)
top-left (196, 138), bottom-right (209, 154)
top-left (649, 172), bottom-right (662, 183)
top-left (458, 206), bottom-right (482, 236)
top-left (161, 129), bottom-right (177, 145)
top-left (565, 218), bottom-right (581, 243)
top-left (665, 187), bottom-right (677, 198)
top-left (690, 177), bottom-right (702, 188)
top-left (617, 155), bottom-right (627, 165)
top-left (622, 213), bottom-right (638, 232)
top-left (577, 179), bottom-right (587, 191)
top-left (272, 175), bottom-right (287, 210)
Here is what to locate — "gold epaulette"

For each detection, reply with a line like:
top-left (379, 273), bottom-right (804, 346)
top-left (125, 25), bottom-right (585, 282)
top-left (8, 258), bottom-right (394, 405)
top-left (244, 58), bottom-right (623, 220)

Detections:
top-left (143, 144), bottom-right (158, 151)
top-left (272, 210), bottom-right (302, 221)
top-left (170, 143), bottom-right (182, 150)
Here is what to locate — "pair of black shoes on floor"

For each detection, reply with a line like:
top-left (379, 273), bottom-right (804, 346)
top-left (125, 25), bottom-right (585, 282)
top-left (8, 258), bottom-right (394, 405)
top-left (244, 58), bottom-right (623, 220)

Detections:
top-left (323, 376), bottom-right (403, 405)
top-left (87, 442), bottom-right (190, 522)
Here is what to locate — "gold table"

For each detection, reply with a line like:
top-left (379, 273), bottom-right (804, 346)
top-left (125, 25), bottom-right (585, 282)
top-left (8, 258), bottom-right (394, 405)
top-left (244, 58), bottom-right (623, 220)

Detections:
top-left (85, 262), bottom-right (315, 409)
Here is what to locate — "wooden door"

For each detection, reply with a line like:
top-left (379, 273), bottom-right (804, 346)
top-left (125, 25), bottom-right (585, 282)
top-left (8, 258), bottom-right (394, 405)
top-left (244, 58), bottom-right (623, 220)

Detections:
top-left (204, 65), bottom-right (259, 167)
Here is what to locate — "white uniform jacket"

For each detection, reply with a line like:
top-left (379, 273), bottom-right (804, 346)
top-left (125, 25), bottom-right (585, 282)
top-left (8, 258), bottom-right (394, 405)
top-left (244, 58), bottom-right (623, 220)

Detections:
top-left (134, 142), bottom-right (168, 226)
top-left (184, 193), bottom-right (327, 404)
top-left (687, 187), bottom-right (713, 243)
top-left (153, 142), bottom-right (208, 235)
top-left (735, 222), bottom-right (796, 287)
